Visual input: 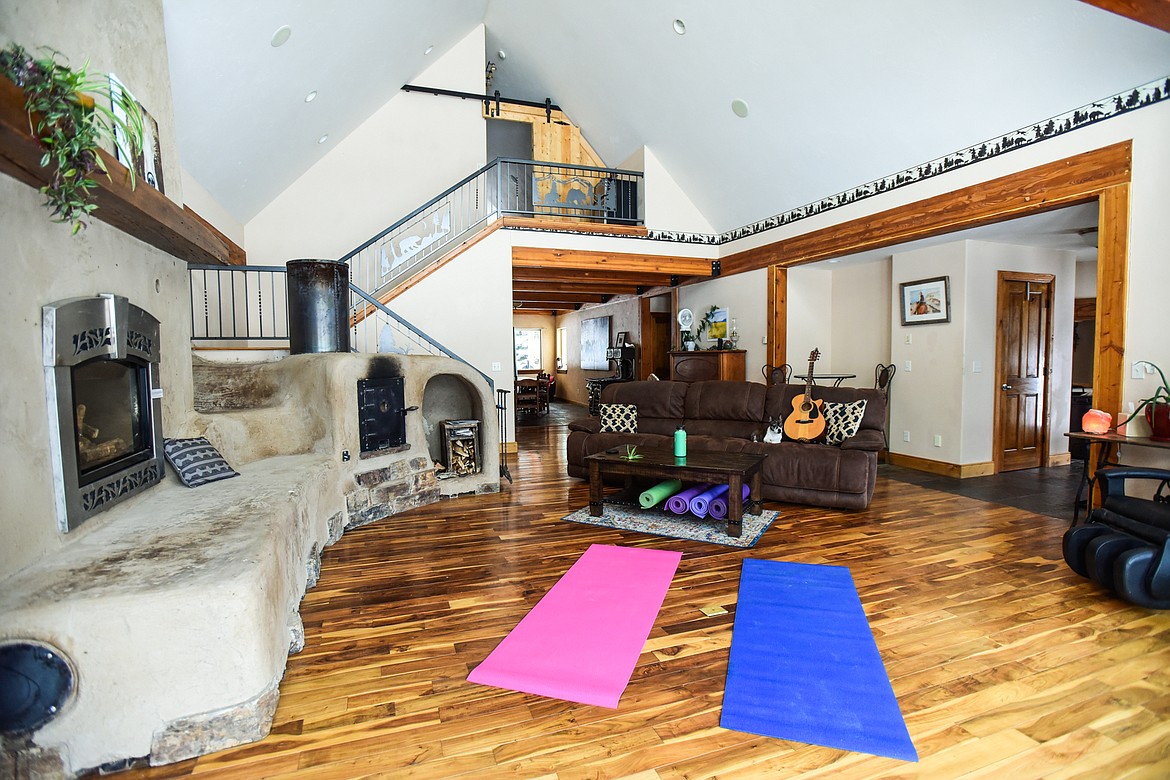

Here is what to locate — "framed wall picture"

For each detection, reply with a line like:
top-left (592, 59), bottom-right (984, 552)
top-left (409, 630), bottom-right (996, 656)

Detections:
top-left (614, 331), bottom-right (628, 348)
top-left (581, 316), bottom-right (610, 370)
top-left (899, 276), bottom-right (951, 326)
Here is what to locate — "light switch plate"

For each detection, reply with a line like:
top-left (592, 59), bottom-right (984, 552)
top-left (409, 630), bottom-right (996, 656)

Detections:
top-left (491, 362), bottom-right (501, 371)
top-left (904, 360), bottom-right (912, 372)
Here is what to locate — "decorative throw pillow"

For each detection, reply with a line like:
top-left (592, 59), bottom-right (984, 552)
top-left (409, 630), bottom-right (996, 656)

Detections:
top-left (599, 403), bottom-right (638, 433)
top-left (822, 400), bottom-right (868, 445)
top-left (163, 437), bottom-right (240, 488)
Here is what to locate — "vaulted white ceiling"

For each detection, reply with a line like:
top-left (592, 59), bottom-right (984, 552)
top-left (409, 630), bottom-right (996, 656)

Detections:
top-left (164, 1), bottom-right (1170, 233)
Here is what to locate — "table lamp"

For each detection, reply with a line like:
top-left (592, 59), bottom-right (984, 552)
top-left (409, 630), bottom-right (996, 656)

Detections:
top-left (1082, 408), bottom-right (1112, 434)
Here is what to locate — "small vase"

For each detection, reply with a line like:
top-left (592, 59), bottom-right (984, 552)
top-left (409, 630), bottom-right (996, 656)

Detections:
top-left (1146, 402), bottom-right (1170, 441)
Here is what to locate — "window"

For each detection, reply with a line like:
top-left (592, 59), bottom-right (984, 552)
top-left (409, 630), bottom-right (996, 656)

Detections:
top-left (513, 328), bottom-right (542, 370)
top-left (556, 327), bottom-right (567, 370)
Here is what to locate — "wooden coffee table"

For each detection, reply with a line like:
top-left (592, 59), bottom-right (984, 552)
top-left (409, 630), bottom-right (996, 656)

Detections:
top-left (585, 447), bottom-right (765, 537)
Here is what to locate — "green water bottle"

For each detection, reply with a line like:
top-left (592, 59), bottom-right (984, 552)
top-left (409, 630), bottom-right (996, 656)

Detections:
top-left (674, 425), bottom-right (687, 457)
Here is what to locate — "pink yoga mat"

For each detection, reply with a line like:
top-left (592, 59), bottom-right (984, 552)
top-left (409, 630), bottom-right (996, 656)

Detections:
top-left (666, 483), bottom-right (710, 514)
top-left (709, 484), bottom-right (752, 520)
top-left (467, 544), bottom-right (682, 708)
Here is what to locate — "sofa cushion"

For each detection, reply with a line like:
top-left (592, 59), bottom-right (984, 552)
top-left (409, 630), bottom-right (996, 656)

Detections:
top-left (602, 381), bottom-right (689, 436)
top-left (600, 403), bottom-right (638, 433)
top-left (684, 381), bottom-right (767, 423)
top-left (823, 399), bottom-right (867, 445)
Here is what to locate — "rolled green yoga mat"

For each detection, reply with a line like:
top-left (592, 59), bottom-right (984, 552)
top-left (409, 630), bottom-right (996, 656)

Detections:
top-left (640, 479), bottom-right (684, 509)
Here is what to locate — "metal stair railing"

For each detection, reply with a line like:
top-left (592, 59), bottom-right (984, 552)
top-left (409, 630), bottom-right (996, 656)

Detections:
top-left (188, 264), bottom-right (491, 391)
top-left (339, 157), bottom-right (643, 305)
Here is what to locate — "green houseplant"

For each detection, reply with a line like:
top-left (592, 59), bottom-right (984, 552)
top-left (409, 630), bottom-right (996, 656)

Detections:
top-left (1132, 361), bottom-right (1170, 441)
top-left (0, 43), bottom-right (144, 233)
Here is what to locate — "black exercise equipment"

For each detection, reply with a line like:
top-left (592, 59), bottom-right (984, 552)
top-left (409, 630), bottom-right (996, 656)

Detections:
top-left (1062, 467), bottom-right (1170, 609)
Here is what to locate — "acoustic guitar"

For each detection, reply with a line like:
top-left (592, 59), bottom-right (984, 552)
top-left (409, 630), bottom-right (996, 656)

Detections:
top-left (783, 348), bottom-right (827, 442)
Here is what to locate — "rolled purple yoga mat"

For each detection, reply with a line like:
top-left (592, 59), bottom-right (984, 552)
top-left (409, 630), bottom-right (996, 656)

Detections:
top-left (689, 483), bottom-right (729, 519)
top-left (666, 483), bottom-right (711, 514)
top-left (709, 484), bottom-right (752, 520)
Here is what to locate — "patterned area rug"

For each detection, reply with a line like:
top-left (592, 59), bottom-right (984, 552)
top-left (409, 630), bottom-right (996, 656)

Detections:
top-left (562, 505), bottom-right (779, 548)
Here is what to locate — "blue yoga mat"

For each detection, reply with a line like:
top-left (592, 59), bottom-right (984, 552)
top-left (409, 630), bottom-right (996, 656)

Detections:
top-left (720, 559), bottom-right (917, 762)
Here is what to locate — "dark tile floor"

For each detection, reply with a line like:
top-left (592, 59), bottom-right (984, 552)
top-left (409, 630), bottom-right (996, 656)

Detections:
top-left (517, 401), bottom-right (1085, 523)
top-left (880, 461), bottom-right (1084, 523)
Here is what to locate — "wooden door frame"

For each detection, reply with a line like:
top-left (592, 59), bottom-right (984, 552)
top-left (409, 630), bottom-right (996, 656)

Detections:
top-left (751, 142), bottom-right (1130, 457)
top-left (992, 271), bottom-right (1056, 474)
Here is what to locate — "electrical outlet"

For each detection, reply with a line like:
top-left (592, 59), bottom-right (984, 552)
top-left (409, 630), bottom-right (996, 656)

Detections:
top-left (491, 362), bottom-right (501, 371)
top-left (972, 360), bottom-right (982, 373)
top-left (904, 334), bottom-right (912, 344)
top-left (904, 360), bottom-right (911, 372)
top-left (933, 434), bottom-right (942, 447)
top-left (903, 430), bottom-right (911, 442)
top-left (1133, 363), bottom-right (1146, 379)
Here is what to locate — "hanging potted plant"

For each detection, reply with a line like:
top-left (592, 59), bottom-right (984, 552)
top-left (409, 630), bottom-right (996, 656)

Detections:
top-left (0, 44), bottom-right (144, 234)
top-left (1132, 361), bottom-right (1170, 441)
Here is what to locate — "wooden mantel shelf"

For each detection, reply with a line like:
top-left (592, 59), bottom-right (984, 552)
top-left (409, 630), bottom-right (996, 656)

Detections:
top-left (0, 76), bottom-right (229, 265)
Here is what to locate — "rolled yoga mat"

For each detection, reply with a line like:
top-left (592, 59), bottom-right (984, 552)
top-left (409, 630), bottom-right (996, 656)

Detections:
top-left (709, 484), bottom-right (752, 520)
top-left (689, 483), bottom-right (730, 518)
top-left (665, 483), bottom-right (711, 515)
top-left (640, 479), bottom-right (683, 509)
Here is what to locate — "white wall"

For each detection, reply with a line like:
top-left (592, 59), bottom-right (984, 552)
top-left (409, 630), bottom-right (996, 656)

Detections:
top-left (830, 258), bottom-right (892, 382)
top-left (677, 268), bottom-right (768, 380)
top-left (889, 241), bottom-right (968, 462)
top-left (244, 24), bottom-right (488, 266)
top-left (887, 239), bottom-right (1076, 466)
top-left (640, 147), bottom-right (715, 234)
top-left (785, 265), bottom-right (834, 376)
top-left (180, 167), bottom-right (245, 248)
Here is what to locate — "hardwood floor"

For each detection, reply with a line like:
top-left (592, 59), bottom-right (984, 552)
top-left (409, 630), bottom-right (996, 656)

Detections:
top-left (110, 420), bottom-right (1170, 779)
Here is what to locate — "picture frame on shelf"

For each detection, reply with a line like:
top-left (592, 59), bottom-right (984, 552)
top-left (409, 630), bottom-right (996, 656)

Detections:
top-left (614, 331), bottom-right (628, 348)
top-left (899, 276), bottom-right (951, 326)
top-left (109, 73), bottom-right (164, 194)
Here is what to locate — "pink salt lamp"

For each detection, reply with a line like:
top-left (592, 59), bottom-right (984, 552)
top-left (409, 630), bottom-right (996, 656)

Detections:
top-left (1082, 408), bottom-right (1112, 434)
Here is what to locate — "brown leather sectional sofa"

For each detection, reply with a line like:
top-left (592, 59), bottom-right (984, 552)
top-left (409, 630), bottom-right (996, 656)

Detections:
top-left (566, 379), bottom-right (888, 509)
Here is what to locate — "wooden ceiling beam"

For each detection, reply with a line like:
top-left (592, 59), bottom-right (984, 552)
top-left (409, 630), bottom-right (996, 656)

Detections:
top-left (513, 280), bottom-right (642, 295)
top-left (512, 266), bottom-right (675, 287)
top-left (1077, 0), bottom-right (1170, 33)
top-left (512, 246), bottom-right (712, 276)
top-left (721, 141), bottom-right (1132, 275)
top-left (513, 291), bottom-right (610, 305)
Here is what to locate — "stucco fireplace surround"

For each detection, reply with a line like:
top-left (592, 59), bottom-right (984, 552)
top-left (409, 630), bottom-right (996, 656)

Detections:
top-left (0, 347), bottom-right (499, 777)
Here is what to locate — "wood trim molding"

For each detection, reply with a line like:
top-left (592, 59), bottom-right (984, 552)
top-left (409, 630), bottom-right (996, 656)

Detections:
top-left (722, 141), bottom-right (1132, 274)
top-left (1093, 183), bottom-right (1130, 421)
top-left (1077, 0), bottom-right (1170, 33)
top-left (767, 266), bottom-right (787, 371)
top-left (887, 452), bottom-right (996, 479)
top-left (501, 216), bottom-right (648, 237)
top-left (512, 246), bottom-right (712, 275)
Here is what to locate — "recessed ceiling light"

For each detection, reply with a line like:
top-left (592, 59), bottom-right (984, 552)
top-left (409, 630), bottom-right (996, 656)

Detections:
top-left (270, 25), bottom-right (292, 47)
top-left (304, 91), bottom-right (317, 103)
top-left (497, 49), bottom-right (507, 60)
top-left (673, 19), bottom-right (686, 35)
top-left (731, 98), bottom-right (750, 118)
top-left (423, 45), bottom-right (434, 55)
top-left (317, 134), bottom-right (329, 144)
